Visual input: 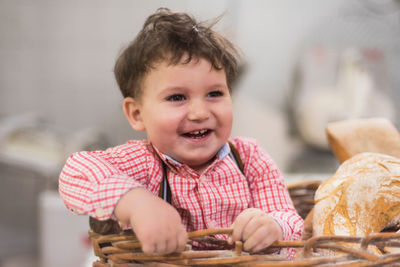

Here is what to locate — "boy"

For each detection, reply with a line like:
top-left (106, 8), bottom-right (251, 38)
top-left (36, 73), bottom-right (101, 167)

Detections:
top-left (59, 8), bottom-right (303, 259)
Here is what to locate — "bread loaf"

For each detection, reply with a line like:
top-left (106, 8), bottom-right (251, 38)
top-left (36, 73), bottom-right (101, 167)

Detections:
top-left (313, 152), bottom-right (400, 237)
top-left (326, 118), bottom-right (400, 163)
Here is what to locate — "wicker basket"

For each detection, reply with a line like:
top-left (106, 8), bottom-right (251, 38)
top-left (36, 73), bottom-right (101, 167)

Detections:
top-left (286, 180), bottom-right (321, 220)
top-left (89, 180), bottom-right (400, 266)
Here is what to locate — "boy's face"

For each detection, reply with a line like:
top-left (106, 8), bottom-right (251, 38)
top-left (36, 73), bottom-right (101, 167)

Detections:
top-left (125, 57), bottom-right (233, 172)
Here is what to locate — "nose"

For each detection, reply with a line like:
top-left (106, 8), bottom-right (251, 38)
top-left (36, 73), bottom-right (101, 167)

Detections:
top-left (187, 99), bottom-right (210, 121)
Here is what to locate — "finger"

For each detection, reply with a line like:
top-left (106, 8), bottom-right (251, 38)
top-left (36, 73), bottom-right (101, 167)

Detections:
top-left (243, 225), bottom-right (270, 252)
top-left (176, 229), bottom-right (188, 252)
top-left (251, 234), bottom-right (277, 253)
top-left (141, 241), bottom-right (156, 255)
top-left (155, 239), bottom-right (167, 255)
top-left (231, 212), bottom-right (253, 242)
top-left (163, 230), bottom-right (178, 254)
top-left (253, 241), bottom-right (280, 254)
top-left (163, 239), bottom-right (177, 255)
top-left (242, 215), bottom-right (263, 241)
top-left (158, 227), bottom-right (180, 254)
top-left (138, 231), bottom-right (157, 254)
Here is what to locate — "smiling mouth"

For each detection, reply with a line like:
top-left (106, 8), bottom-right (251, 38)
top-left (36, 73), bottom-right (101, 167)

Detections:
top-left (182, 129), bottom-right (212, 139)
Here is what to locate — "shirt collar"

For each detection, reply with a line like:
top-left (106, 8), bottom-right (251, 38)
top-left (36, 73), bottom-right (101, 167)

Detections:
top-left (216, 143), bottom-right (230, 159)
top-left (154, 143), bottom-right (231, 167)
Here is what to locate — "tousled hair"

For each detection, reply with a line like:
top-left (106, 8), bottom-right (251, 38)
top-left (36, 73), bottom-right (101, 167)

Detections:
top-left (114, 8), bottom-right (240, 99)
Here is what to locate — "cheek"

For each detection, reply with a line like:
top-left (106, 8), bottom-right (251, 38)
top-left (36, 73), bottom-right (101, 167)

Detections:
top-left (217, 106), bottom-right (233, 137)
top-left (225, 113), bottom-right (233, 134)
top-left (151, 110), bottom-right (183, 133)
top-left (221, 105), bottom-right (233, 126)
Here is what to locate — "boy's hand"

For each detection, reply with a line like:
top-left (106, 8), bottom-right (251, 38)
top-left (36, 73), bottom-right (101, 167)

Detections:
top-left (114, 188), bottom-right (188, 255)
top-left (228, 208), bottom-right (282, 253)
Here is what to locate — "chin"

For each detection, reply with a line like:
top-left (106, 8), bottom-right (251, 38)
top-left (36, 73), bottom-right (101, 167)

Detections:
top-left (184, 156), bottom-right (213, 169)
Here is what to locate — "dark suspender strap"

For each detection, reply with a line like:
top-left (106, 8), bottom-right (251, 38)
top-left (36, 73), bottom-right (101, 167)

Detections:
top-left (158, 161), bottom-right (172, 203)
top-left (228, 141), bottom-right (244, 174)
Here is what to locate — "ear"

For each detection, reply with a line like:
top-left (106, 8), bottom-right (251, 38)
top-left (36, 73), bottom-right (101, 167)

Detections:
top-left (122, 97), bottom-right (145, 131)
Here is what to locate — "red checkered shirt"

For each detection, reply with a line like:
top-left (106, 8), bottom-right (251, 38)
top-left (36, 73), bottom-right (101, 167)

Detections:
top-left (59, 137), bottom-right (303, 258)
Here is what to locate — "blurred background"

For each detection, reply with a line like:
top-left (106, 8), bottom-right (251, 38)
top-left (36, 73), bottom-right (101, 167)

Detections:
top-left (0, 0), bottom-right (399, 266)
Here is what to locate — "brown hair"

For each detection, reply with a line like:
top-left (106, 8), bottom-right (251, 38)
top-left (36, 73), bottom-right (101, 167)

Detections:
top-left (114, 8), bottom-right (240, 99)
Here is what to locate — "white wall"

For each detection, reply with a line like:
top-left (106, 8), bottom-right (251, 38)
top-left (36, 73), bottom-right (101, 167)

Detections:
top-left (0, 0), bottom-right (235, 143)
top-left (1, 0), bottom-right (399, 171)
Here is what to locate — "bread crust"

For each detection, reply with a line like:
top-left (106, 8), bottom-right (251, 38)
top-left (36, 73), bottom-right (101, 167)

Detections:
top-left (326, 118), bottom-right (400, 163)
top-left (313, 152), bottom-right (400, 237)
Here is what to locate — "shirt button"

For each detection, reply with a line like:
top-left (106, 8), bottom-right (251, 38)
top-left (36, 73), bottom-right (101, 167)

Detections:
top-left (199, 175), bottom-right (205, 183)
top-left (95, 207), bottom-right (106, 218)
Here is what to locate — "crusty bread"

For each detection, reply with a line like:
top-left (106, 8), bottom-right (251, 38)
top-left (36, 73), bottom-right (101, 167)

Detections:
top-left (326, 118), bottom-right (400, 163)
top-left (313, 152), bottom-right (400, 237)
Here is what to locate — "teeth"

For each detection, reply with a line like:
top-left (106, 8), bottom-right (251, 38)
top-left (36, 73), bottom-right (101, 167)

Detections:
top-left (191, 129), bottom-right (207, 135)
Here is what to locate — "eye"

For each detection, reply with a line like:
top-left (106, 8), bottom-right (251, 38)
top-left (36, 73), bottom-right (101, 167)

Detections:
top-left (166, 94), bottom-right (186, 102)
top-left (207, 90), bottom-right (223, 98)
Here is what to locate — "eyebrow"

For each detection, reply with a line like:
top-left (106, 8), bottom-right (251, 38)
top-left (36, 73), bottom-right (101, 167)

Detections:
top-left (162, 82), bottom-right (227, 91)
top-left (208, 83), bottom-right (228, 89)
